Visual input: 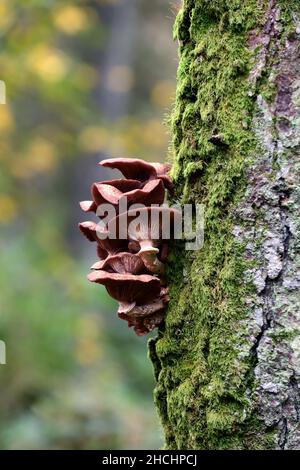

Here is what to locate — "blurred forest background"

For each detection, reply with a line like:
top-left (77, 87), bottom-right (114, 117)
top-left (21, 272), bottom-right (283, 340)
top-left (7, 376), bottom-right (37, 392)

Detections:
top-left (0, 0), bottom-right (180, 449)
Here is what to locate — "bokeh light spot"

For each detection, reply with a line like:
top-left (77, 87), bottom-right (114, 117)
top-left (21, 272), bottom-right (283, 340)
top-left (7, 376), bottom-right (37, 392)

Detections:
top-left (106, 65), bottom-right (135, 94)
top-left (53, 6), bottom-right (90, 35)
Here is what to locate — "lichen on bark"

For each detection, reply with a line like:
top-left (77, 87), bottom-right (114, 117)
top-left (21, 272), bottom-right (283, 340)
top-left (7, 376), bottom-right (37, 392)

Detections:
top-left (149, 0), bottom-right (300, 450)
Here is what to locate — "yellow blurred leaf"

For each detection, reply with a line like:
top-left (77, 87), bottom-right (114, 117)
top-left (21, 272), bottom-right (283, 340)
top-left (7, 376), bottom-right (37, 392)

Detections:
top-left (12, 138), bottom-right (58, 179)
top-left (0, 105), bottom-right (14, 132)
top-left (0, 195), bottom-right (18, 223)
top-left (53, 6), bottom-right (90, 35)
top-left (26, 138), bottom-right (58, 171)
top-left (0, 2), bottom-right (15, 32)
top-left (27, 46), bottom-right (69, 83)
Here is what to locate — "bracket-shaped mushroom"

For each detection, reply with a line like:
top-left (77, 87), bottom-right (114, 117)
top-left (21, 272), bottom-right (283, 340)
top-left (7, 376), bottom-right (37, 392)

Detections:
top-left (79, 157), bottom-right (175, 336)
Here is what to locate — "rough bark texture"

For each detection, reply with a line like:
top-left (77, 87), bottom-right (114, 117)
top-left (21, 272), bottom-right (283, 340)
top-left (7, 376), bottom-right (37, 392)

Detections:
top-left (149, 0), bottom-right (300, 449)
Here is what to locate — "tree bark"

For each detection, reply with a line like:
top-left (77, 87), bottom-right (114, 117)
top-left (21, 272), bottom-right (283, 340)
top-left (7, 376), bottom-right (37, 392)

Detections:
top-left (149, 0), bottom-right (300, 450)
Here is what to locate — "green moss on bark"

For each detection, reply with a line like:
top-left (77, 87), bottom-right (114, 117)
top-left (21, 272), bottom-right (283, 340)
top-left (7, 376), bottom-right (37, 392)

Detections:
top-left (149, 0), bottom-right (299, 450)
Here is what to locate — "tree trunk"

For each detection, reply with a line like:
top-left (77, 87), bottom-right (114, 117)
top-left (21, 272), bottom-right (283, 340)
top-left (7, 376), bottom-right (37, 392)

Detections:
top-left (149, 0), bottom-right (300, 450)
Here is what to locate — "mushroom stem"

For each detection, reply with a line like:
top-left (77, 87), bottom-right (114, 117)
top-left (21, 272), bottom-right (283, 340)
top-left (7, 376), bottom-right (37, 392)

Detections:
top-left (118, 299), bottom-right (165, 318)
top-left (118, 301), bottom-right (136, 314)
top-left (137, 240), bottom-right (164, 274)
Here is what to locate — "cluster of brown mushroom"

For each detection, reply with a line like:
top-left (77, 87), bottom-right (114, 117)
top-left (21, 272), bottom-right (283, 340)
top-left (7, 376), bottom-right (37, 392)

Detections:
top-left (79, 158), bottom-right (177, 336)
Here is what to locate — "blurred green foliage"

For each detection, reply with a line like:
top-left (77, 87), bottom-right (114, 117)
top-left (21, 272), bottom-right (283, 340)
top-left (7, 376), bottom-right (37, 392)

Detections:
top-left (0, 0), bottom-right (179, 449)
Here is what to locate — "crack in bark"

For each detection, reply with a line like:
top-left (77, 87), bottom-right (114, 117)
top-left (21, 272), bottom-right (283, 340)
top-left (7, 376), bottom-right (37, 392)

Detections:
top-left (290, 374), bottom-right (300, 422)
top-left (249, 189), bottom-right (292, 366)
top-left (249, 195), bottom-right (287, 367)
top-left (278, 373), bottom-right (300, 450)
top-left (278, 417), bottom-right (288, 449)
top-left (250, 284), bottom-right (272, 364)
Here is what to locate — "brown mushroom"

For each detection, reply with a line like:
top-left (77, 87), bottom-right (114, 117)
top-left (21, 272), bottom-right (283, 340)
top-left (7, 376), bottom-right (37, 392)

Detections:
top-left (122, 179), bottom-right (165, 206)
top-left (79, 200), bottom-right (97, 213)
top-left (118, 310), bottom-right (165, 336)
top-left (118, 286), bottom-right (169, 315)
top-left (87, 270), bottom-right (161, 304)
top-left (126, 206), bottom-right (181, 242)
top-left (78, 221), bottom-right (99, 242)
top-left (118, 287), bottom-right (169, 336)
top-left (91, 252), bottom-right (145, 275)
top-left (100, 179), bottom-right (142, 191)
top-left (80, 180), bottom-right (142, 213)
top-left (127, 206), bottom-right (180, 273)
top-left (79, 157), bottom-right (175, 336)
top-left (92, 183), bottom-right (121, 206)
top-left (92, 178), bottom-right (165, 209)
top-left (99, 157), bottom-right (173, 190)
top-left (107, 206), bottom-right (181, 273)
top-left (137, 241), bottom-right (162, 274)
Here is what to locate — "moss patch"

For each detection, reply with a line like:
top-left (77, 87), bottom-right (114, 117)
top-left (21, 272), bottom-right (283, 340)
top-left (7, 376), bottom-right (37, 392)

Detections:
top-left (149, 0), bottom-right (298, 450)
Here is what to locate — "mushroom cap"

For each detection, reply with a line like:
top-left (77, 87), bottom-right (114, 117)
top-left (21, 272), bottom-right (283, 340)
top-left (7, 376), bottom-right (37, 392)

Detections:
top-left (92, 183), bottom-right (122, 206)
top-left (118, 298), bottom-right (164, 318)
top-left (78, 221), bottom-right (99, 242)
top-left (100, 179), bottom-right (142, 192)
top-left (87, 270), bottom-right (161, 303)
top-left (99, 157), bottom-right (173, 190)
top-left (122, 179), bottom-right (165, 206)
top-left (138, 245), bottom-right (164, 274)
top-left (92, 178), bottom-right (165, 209)
top-left (117, 288), bottom-right (169, 317)
top-left (91, 252), bottom-right (145, 275)
top-left (99, 157), bottom-right (157, 181)
top-left (117, 287), bottom-right (169, 335)
top-left (79, 200), bottom-right (97, 213)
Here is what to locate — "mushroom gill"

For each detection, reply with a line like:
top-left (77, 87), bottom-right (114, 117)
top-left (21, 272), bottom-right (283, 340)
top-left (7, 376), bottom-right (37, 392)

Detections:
top-left (87, 271), bottom-right (161, 304)
top-left (106, 206), bottom-right (180, 273)
top-left (91, 252), bottom-right (145, 275)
